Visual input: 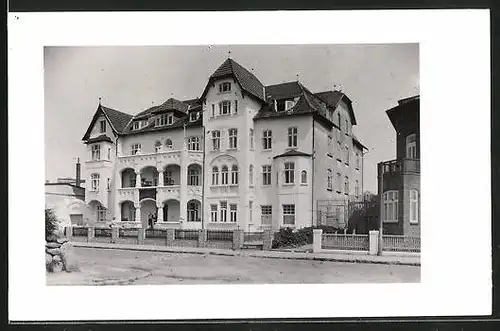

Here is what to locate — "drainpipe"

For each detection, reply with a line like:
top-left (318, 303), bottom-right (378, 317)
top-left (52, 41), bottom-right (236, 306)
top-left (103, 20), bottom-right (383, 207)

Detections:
top-left (311, 117), bottom-right (315, 227)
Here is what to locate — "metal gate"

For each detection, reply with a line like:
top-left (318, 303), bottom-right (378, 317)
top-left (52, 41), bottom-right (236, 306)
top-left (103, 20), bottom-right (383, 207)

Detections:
top-left (317, 199), bottom-right (379, 233)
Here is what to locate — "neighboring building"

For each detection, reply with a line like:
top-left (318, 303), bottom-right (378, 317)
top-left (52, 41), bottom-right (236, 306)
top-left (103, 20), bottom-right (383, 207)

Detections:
top-left (377, 95), bottom-right (420, 236)
top-left (45, 159), bottom-right (87, 226)
top-left (56, 177), bottom-right (86, 186)
top-left (80, 58), bottom-right (366, 230)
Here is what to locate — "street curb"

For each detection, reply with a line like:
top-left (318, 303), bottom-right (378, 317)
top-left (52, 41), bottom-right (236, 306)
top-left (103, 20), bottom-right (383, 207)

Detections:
top-left (71, 242), bottom-right (420, 267)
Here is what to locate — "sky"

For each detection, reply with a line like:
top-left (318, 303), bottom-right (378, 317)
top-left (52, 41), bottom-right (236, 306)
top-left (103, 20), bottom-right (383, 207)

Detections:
top-left (44, 44), bottom-right (419, 193)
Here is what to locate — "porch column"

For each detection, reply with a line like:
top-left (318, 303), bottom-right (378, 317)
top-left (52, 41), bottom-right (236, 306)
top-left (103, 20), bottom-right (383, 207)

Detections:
top-left (156, 202), bottom-right (164, 222)
top-left (135, 171), bottom-right (141, 188)
top-left (134, 203), bottom-right (141, 226)
top-left (158, 167), bottom-right (164, 187)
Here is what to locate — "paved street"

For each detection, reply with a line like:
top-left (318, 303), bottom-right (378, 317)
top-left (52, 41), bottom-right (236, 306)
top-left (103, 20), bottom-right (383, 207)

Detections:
top-left (47, 247), bottom-right (420, 285)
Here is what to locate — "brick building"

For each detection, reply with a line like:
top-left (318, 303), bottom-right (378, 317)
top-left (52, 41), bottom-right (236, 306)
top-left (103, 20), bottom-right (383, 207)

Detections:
top-left (377, 95), bottom-right (420, 236)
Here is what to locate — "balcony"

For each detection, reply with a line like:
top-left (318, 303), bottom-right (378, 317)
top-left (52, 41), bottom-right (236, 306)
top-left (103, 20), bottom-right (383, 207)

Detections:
top-left (157, 185), bottom-right (181, 201)
top-left (379, 158), bottom-right (420, 175)
top-left (117, 150), bottom-right (181, 171)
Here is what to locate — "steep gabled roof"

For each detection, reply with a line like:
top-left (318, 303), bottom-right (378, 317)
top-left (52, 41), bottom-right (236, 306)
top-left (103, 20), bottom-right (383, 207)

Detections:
top-left (134, 98), bottom-right (190, 119)
top-left (200, 58), bottom-right (266, 102)
top-left (314, 91), bottom-right (357, 125)
top-left (82, 104), bottom-right (133, 140)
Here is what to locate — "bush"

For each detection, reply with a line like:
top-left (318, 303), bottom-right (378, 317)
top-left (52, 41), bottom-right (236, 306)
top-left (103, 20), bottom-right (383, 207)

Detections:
top-left (272, 225), bottom-right (348, 249)
top-left (45, 208), bottom-right (58, 240)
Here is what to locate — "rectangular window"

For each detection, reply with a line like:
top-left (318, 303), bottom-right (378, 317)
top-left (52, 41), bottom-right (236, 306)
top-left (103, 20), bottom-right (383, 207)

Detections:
top-left (383, 191), bottom-right (399, 222)
top-left (249, 201), bottom-right (253, 223)
top-left (344, 176), bottom-right (349, 195)
top-left (131, 143), bottom-right (141, 155)
top-left (107, 148), bottom-right (111, 160)
top-left (212, 130), bottom-right (220, 151)
top-left (336, 173), bottom-right (341, 193)
top-left (355, 180), bottom-right (359, 198)
top-left (249, 129), bottom-right (254, 150)
top-left (219, 101), bottom-right (231, 115)
top-left (410, 190), bottom-right (419, 223)
top-left (284, 162), bottom-right (295, 184)
top-left (228, 128), bottom-right (238, 149)
top-left (91, 144), bottom-right (101, 161)
top-left (345, 119), bottom-right (349, 135)
top-left (287, 127), bottom-right (298, 148)
top-left (327, 169), bottom-right (333, 190)
top-left (345, 146), bottom-right (349, 165)
top-left (90, 173), bottom-right (100, 191)
top-left (220, 201), bottom-right (227, 222)
top-left (221, 167), bottom-right (229, 185)
top-left (282, 204), bottom-right (295, 225)
top-left (263, 130), bottom-right (272, 150)
top-left (336, 141), bottom-right (342, 162)
top-left (327, 135), bottom-right (333, 155)
top-left (188, 136), bottom-right (200, 151)
top-left (407, 142), bottom-right (417, 159)
top-left (356, 152), bottom-right (360, 169)
top-left (219, 82), bottom-right (231, 93)
top-left (262, 165), bottom-right (272, 186)
top-left (97, 205), bottom-right (106, 222)
top-left (164, 171), bottom-right (173, 186)
top-left (234, 100), bottom-right (238, 114)
top-left (132, 121), bottom-right (140, 130)
top-left (99, 120), bottom-right (106, 133)
top-left (211, 104), bottom-right (215, 117)
top-left (211, 204), bottom-right (218, 222)
top-left (261, 205), bottom-right (272, 225)
top-left (230, 204), bottom-right (237, 222)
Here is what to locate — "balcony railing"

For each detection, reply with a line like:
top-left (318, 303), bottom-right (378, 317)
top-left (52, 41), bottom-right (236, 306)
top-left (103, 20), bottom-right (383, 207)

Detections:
top-left (379, 158), bottom-right (420, 175)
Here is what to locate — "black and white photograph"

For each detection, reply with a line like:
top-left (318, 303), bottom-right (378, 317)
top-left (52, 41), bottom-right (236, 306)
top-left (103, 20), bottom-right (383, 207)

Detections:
top-left (44, 44), bottom-right (420, 285)
top-left (8, 10), bottom-right (491, 321)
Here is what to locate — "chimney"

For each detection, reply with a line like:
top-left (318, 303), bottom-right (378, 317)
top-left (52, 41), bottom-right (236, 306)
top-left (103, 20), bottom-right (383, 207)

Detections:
top-left (75, 157), bottom-right (81, 187)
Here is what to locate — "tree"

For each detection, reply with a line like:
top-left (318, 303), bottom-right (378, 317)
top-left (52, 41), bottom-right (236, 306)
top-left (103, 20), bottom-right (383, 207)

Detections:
top-left (45, 208), bottom-right (58, 240)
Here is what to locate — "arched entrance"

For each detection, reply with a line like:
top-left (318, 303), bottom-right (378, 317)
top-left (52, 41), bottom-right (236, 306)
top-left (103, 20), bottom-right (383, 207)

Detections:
top-left (140, 199), bottom-right (157, 229)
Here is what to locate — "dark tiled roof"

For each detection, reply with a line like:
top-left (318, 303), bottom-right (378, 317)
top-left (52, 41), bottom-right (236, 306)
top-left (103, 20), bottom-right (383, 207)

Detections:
top-left (183, 98), bottom-right (202, 109)
top-left (265, 81), bottom-right (303, 100)
top-left (202, 58), bottom-right (265, 102)
top-left (398, 95), bottom-right (420, 105)
top-left (84, 134), bottom-right (113, 144)
top-left (134, 98), bottom-right (190, 119)
top-left (100, 105), bottom-right (133, 133)
top-left (273, 149), bottom-right (312, 159)
top-left (314, 91), bottom-right (357, 125)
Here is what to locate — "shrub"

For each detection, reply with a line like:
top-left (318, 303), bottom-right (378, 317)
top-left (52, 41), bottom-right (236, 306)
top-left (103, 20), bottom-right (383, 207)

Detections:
top-left (272, 225), bottom-right (348, 249)
top-left (45, 208), bottom-right (58, 240)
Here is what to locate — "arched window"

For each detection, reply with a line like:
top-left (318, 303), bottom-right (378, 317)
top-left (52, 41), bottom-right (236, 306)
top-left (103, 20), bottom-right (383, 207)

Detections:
top-left (188, 167), bottom-right (200, 186)
top-left (301, 170), bottom-right (308, 184)
top-left (249, 165), bottom-right (254, 185)
top-left (231, 165), bottom-right (239, 184)
top-left (90, 173), bottom-right (100, 191)
top-left (406, 134), bottom-right (417, 159)
top-left (154, 141), bottom-right (162, 153)
top-left (165, 138), bottom-right (173, 149)
top-left (383, 191), bottom-right (399, 222)
top-left (212, 166), bottom-right (219, 185)
top-left (187, 201), bottom-right (200, 222)
top-left (221, 165), bottom-right (229, 185)
top-left (410, 189), bottom-right (419, 223)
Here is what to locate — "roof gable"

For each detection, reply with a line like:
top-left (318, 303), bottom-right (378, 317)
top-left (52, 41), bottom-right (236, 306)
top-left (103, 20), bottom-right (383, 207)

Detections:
top-left (314, 91), bottom-right (357, 125)
top-left (82, 104), bottom-right (133, 141)
top-left (200, 58), bottom-right (266, 102)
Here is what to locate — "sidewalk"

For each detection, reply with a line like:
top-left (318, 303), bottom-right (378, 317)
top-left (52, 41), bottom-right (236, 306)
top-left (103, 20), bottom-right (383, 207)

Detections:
top-left (71, 241), bottom-right (421, 266)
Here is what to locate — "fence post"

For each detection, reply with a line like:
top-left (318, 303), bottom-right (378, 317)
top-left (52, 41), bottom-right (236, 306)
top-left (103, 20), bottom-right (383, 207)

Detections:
top-left (166, 228), bottom-right (175, 246)
top-left (369, 230), bottom-right (379, 255)
top-left (313, 229), bottom-right (323, 253)
top-left (198, 229), bottom-right (206, 248)
top-left (138, 228), bottom-right (145, 245)
top-left (232, 229), bottom-right (243, 250)
top-left (111, 225), bottom-right (119, 244)
top-left (87, 227), bottom-right (95, 242)
top-left (262, 229), bottom-right (273, 250)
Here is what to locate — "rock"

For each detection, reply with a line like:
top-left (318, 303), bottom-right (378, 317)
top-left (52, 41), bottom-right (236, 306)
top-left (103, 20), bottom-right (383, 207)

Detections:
top-left (56, 237), bottom-right (69, 244)
top-left (46, 234), bottom-right (59, 242)
top-left (46, 247), bottom-right (61, 255)
top-left (46, 242), bottom-right (61, 249)
top-left (51, 255), bottom-right (63, 273)
top-left (45, 253), bottom-right (53, 272)
top-left (60, 242), bottom-right (79, 272)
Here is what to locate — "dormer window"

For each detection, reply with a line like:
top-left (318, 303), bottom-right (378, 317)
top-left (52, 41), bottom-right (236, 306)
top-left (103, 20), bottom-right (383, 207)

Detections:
top-left (132, 121), bottom-right (140, 130)
top-left (276, 100), bottom-right (286, 112)
top-left (285, 100), bottom-right (295, 111)
top-left (219, 101), bottom-right (231, 115)
top-left (155, 113), bottom-right (174, 127)
top-left (219, 82), bottom-right (231, 93)
top-left (189, 111), bottom-right (199, 122)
